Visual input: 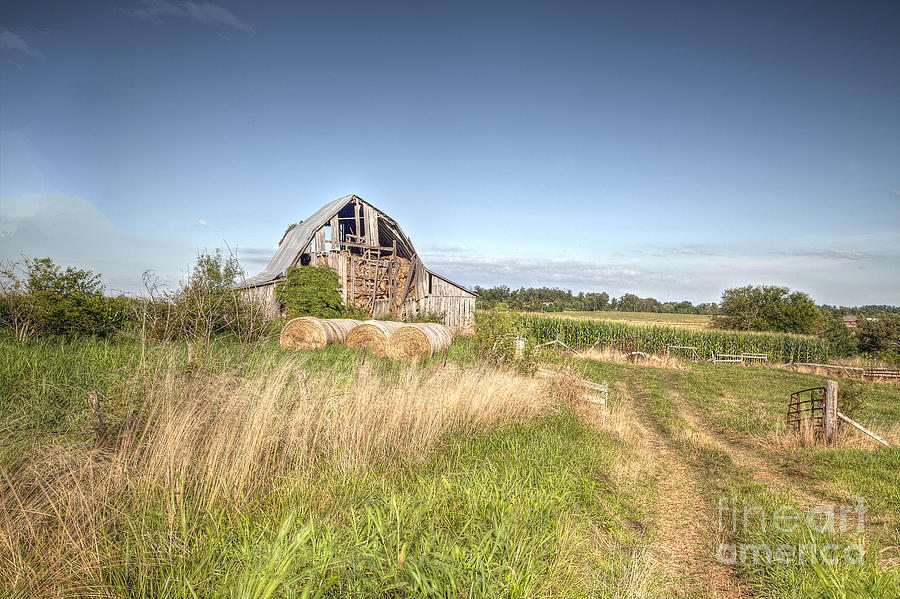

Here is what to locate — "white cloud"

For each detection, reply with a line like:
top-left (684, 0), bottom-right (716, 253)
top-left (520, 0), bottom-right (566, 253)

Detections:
top-left (892, 189), bottom-right (900, 198)
top-left (421, 252), bottom-right (680, 293)
top-left (419, 235), bottom-right (900, 304)
top-left (0, 195), bottom-right (193, 293)
top-left (197, 218), bottom-right (208, 226)
top-left (0, 31), bottom-right (43, 58)
top-left (236, 246), bottom-right (275, 268)
top-left (130, 1), bottom-right (254, 32)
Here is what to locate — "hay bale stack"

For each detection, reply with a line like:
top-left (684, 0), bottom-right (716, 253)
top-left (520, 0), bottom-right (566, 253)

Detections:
top-left (326, 318), bottom-right (363, 342)
top-left (345, 320), bottom-right (405, 357)
top-left (386, 323), bottom-right (453, 361)
top-left (280, 317), bottom-right (363, 349)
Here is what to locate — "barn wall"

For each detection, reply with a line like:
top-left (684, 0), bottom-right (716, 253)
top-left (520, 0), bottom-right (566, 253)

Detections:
top-left (244, 283), bottom-right (281, 319)
top-left (243, 263), bottom-right (475, 333)
top-left (429, 275), bottom-right (473, 297)
top-left (402, 296), bottom-right (475, 334)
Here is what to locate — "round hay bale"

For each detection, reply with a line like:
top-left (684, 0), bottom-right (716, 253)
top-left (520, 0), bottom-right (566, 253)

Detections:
top-left (280, 317), bottom-right (362, 349)
top-left (321, 318), bottom-right (363, 344)
top-left (386, 323), bottom-right (453, 362)
top-left (280, 317), bottom-right (333, 349)
top-left (345, 320), bottom-right (404, 357)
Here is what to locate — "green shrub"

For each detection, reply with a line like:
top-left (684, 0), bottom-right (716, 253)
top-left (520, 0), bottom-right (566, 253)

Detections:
top-left (408, 310), bottom-right (445, 324)
top-left (822, 314), bottom-right (857, 357)
top-left (139, 250), bottom-right (269, 344)
top-left (275, 265), bottom-right (348, 318)
top-left (714, 285), bottom-right (821, 333)
top-left (475, 307), bottom-right (538, 374)
top-left (856, 313), bottom-right (899, 356)
top-left (0, 257), bottom-right (131, 341)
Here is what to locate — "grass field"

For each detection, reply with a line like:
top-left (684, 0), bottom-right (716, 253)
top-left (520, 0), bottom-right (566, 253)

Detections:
top-left (1, 334), bottom-right (898, 597)
top-left (555, 310), bottom-right (713, 329)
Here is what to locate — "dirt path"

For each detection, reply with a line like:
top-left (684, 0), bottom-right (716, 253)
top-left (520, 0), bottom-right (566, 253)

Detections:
top-left (675, 404), bottom-right (832, 510)
top-left (672, 397), bottom-right (897, 567)
top-left (577, 376), bottom-right (748, 598)
top-left (636, 417), bottom-right (748, 599)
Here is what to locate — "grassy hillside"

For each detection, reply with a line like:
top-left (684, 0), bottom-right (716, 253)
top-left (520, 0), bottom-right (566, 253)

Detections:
top-left (1, 335), bottom-right (897, 597)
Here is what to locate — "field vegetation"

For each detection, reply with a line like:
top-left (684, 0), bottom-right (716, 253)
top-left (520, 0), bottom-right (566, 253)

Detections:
top-left (1, 336), bottom-right (657, 597)
top-left (554, 310), bottom-right (713, 329)
top-left (521, 313), bottom-right (832, 363)
top-left (1, 257), bottom-right (898, 597)
top-left (2, 329), bottom-right (898, 597)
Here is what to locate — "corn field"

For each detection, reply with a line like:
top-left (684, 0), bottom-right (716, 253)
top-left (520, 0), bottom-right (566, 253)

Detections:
top-left (521, 314), bottom-right (831, 363)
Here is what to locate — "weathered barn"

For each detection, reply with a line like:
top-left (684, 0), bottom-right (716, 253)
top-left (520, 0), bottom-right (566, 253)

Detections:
top-left (241, 195), bottom-right (475, 331)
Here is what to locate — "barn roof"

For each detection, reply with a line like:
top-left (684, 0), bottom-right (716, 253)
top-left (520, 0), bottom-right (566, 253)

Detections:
top-left (240, 195), bottom-right (473, 296)
top-left (241, 195), bottom-right (354, 287)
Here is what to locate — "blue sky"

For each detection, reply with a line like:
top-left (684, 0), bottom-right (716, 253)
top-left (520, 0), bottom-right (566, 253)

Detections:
top-left (1, 0), bottom-right (898, 304)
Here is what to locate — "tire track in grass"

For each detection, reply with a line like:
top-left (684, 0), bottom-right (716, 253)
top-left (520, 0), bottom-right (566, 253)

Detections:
top-left (670, 393), bottom-right (898, 569)
top-left (641, 421), bottom-right (747, 598)
top-left (614, 376), bottom-right (748, 598)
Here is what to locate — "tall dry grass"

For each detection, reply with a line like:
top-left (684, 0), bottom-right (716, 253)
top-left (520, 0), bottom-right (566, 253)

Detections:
top-left (577, 346), bottom-right (686, 369)
top-left (0, 356), bottom-right (556, 595)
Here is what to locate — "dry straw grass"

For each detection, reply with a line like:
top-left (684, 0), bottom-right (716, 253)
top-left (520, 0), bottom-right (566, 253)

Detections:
top-left (386, 323), bottom-right (453, 361)
top-left (0, 356), bottom-right (555, 593)
top-left (280, 317), bottom-right (361, 349)
top-left (577, 347), bottom-right (686, 370)
top-left (768, 419), bottom-right (899, 450)
top-left (345, 320), bottom-right (404, 357)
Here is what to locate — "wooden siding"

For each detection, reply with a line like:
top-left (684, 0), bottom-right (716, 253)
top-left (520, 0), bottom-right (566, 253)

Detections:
top-left (247, 280), bottom-right (474, 333)
top-left (398, 296), bottom-right (474, 333)
top-left (244, 283), bottom-right (281, 319)
top-left (429, 273), bottom-right (476, 298)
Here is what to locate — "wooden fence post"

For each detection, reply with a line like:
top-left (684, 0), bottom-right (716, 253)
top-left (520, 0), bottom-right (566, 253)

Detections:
top-left (514, 326), bottom-right (525, 359)
top-left (297, 371), bottom-right (309, 399)
top-left (825, 380), bottom-right (838, 443)
top-left (86, 389), bottom-right (107, 443)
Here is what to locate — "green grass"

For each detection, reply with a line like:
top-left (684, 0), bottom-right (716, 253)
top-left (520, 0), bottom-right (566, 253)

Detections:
top-left (0, 334), bottom-right (476, 434)
top-left (567, 356), bottom-right (900, 596)
top-left (86, 410), bottom-right (651, 598)
top-left (3, 333), bottom-right (897, 597)
top-left (0, 335), bottom-right (655, 598)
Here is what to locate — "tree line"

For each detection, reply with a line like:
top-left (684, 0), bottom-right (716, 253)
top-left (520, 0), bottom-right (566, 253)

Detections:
top-left (2, 258), bottom-right (897, 364)
top-left (474, 284), bottom-right (899, 363)
top-left (473, 286), bottom-right (718, 314)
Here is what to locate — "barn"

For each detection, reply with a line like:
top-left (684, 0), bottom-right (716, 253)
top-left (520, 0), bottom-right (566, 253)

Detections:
top-left (240, 195), bottom-right (476, 332)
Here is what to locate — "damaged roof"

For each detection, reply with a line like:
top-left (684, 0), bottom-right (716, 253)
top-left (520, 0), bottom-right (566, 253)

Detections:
top-left (239, 195), bottom-right (473, 296)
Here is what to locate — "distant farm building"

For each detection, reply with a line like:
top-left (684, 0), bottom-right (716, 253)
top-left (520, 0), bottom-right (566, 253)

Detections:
top-left (843, 315), bottom-right (859, 327)
top-left (241, 195), bottom-right (475, 331)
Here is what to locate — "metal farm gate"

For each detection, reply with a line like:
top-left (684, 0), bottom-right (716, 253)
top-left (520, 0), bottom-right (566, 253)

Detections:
top-left (787, 387), bottom-right (826, 434)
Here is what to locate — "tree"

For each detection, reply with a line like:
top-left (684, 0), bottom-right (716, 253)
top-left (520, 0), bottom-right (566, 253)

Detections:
top-left (856, 313), bottom-right (900, 355)
top-left (714, 285), bottom-right (821, 334)
top-left (822, 314), bottom-right (857, 357)
top-left (139, 249), bottom-right (269, 344)
top-left (275, 265), bottom-right (346, 318)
